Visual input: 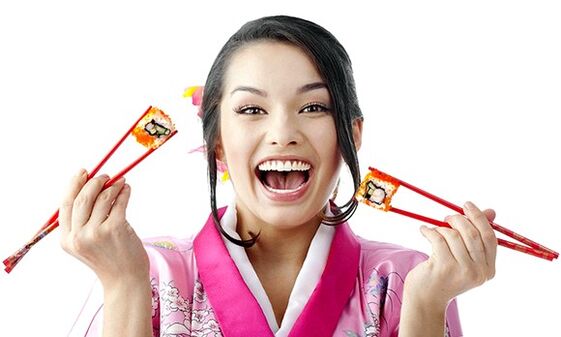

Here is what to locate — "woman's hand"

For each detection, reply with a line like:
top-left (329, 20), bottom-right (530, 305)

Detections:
top-left (59, 169), bottom-right (149, 288)
top-left (403, 201), bottom-right (498, 308)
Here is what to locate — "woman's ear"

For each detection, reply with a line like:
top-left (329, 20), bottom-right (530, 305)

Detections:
top-left (352, 118), bottom-right (363, 151)
top-left (215, 139), bottom-right (226, 165)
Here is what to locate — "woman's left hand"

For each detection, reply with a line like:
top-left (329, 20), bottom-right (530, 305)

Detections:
top-left (403, 201), bottom-right (498, 308)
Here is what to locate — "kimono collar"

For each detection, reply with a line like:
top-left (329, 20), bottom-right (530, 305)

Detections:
top-left (193, 205), bottom-right (360, 337)
top-left (219, 201), bottom-right (335, 335)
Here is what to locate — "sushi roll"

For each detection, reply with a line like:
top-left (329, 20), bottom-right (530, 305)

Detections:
top-left (132, 107), bottom-right (176, 149)
top-left (356, 168), bottom-right (401, 211)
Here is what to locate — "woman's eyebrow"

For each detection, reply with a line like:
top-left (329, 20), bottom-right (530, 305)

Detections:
top-left (229, 82), bottom-right (327, 97)
top-left (297, 82), bottom-right (327, 94)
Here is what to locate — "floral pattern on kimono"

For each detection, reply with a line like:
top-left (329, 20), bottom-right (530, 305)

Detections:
top-left (68, 207), bottom-right (462, 337)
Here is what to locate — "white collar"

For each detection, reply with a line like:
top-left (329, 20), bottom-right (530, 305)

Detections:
top-left (219, 201), bottom-right (336, 336)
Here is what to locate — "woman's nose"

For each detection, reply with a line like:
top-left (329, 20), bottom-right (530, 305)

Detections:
top-left (265, 112), bottom-right (303, 147)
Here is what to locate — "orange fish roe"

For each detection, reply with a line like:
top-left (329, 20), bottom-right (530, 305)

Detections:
top-left (356, 167), bottom-right (401, 211)
top-left (131, 107), bottom-right (175, 149)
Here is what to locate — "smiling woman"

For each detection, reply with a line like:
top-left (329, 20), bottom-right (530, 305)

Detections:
top-left (201, 18), bottom-right (366, 246)
top-left (60, 15), bottom-right (507, 337)
top-left (216, 40), bottom-right (354, 247)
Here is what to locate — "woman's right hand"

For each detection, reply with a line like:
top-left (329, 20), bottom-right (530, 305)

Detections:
top-left (59, 169), bottom-right (149, 287)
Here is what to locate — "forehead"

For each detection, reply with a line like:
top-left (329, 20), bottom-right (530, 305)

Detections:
top-left (223, 41), bottom-right (325, 94)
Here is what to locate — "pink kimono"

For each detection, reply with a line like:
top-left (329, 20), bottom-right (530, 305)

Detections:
top-left (68, 204), bottom-right (462, 337)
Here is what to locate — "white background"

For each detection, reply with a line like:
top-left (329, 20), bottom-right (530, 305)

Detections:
top-left (1, 1), bottom-right (560, 336)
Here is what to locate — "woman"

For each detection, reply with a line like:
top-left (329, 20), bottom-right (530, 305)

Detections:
top-left (63, 15), bottom-right (496, 337)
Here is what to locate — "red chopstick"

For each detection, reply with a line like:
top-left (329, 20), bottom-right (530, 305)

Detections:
top-left (2, 129), bottom-right (179, 273)
top-left (36, 130), bottom-right (178, 237)
top-left (3, 107), bottom-right (176, 273)
top-left (389, 206), bottom-right (555, 261)
top-left (32, 106), bottom-right (155, 237)
top-left (369, 167), bottom-right (558, 260)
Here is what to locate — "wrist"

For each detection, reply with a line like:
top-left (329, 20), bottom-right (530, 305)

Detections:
top-left (399, 291), bottom-right (448, 337)
top-left (102, 275), bottom-right (151, 298)
top-left (403, 281), bottom-right (449, 313)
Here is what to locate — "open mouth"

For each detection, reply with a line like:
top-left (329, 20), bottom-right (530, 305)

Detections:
top-left (255, 159), bottom-right (312, 193)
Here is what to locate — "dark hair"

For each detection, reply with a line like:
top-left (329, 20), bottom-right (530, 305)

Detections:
top-left (201, 15), bottom-right (363, 248)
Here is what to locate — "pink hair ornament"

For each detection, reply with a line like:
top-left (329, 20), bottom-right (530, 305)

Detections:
top-left (184, 86), bottom-right (229, 183)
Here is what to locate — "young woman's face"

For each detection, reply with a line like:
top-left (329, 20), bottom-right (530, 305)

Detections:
top-left (217, 41), bottom-right (348, 229)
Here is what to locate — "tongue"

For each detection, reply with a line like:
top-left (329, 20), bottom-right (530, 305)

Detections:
top-left (264, 171), bottom-right (306, 190)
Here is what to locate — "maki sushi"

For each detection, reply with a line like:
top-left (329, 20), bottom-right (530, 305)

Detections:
top-left (356, 168), bottom-right (401, 211)
top-left (132, 107), bottom-right (176, 149)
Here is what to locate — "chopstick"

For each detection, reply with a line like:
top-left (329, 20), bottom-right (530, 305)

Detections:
top-left (3, 107), bottom-right (176, 273)
top-left (35, 129), bottom-right (178, 239)
top-left (372, 167), bottom-right (559, 259)
top-left (368, 167), bottom-right (558, 261)
top-left (31, 106), bottom-right (155, 238)
top-left (389, 206), bottom-right (555, 261)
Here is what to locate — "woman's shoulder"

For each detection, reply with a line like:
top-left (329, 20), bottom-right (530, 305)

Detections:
top-left (141, 234), bottom-right (198, 281)
top-left (142, 234), bottom-right (196, 253)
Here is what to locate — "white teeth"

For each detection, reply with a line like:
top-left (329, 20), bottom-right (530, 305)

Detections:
top-left (258, 160), bottom-right (311, 171)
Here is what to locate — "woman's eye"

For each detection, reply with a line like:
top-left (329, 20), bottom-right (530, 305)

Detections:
top-left (234, 103), bottom-right (329, 115)
top-left (234, 105), bottom-right (265, 115)
top-left (301, 103), bottom-right (329, 113)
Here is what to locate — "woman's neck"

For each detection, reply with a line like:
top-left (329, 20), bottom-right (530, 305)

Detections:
top-left (235, 207), bottom-right (323, 268)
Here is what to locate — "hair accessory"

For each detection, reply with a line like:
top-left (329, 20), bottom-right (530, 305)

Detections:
top-left (184, 86), bottom-right (229, 182)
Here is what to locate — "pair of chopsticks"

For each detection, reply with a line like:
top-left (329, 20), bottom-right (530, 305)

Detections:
top-left (358, 167), bottom-right (558, 261)
top-left (3, 106), bottom-right (178, 273)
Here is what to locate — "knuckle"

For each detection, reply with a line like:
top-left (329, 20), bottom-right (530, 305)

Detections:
top-left (446, 214), bottom-right (462, 224)
top-left (469, 269), bottom-right (487, 286)
top-left (447, 229), bottom-right (461, 240)
top-left (481, 230), bottom-right (497, 244)
top-left (74, 194), bottom-right (90, 207)
top-left (95, 175), bottom-right (109, 186)
top-left (432, 232), bottom-right (447, 244)
top-left (462, 267), bottom-right (480, 285)
top-left (71, 236), bottom-right (86, 254)
top-left (475, 214), bottom-right (489, 226)
top-left (73, 230), bottom-right (99, 253)
top-left (97, 190), bottom-right (113, 203)
top-left (465, 228), bottom-right (481, 241)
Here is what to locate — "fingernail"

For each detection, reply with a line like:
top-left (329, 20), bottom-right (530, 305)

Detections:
top-left (100, 174), bottom-right (109, 179)
top-left (75, 168), bottom-right (86, 177)
top-left (464, 201), bottom-right (474, 211)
